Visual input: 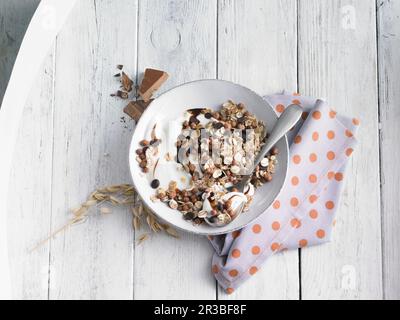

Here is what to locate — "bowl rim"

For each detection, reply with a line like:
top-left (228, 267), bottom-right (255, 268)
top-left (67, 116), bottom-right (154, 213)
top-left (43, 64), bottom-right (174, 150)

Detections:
top-left (129, 79), bottom-right (289, 235)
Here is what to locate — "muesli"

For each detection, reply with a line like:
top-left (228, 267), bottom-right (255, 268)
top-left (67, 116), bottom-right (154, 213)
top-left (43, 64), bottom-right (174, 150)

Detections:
top-left (135, 100), bottom-right (278, 226)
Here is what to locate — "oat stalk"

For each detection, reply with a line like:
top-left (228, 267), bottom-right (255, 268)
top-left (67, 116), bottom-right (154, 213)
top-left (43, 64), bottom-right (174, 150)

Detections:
top-left (30, 184), bottom-right (179, 252)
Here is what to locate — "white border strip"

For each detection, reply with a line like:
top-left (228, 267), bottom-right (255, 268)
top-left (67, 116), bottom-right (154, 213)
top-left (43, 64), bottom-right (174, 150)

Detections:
top-left (0, 0), bottom-right (77, 299)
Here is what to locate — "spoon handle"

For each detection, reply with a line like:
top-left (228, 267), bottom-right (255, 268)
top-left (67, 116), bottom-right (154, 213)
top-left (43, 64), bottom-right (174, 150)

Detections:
top-left (252, 104), bottom-right (303, 171)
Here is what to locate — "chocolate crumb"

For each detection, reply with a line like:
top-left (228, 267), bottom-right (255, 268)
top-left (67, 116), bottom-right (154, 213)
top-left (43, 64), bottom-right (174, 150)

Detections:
top-left (115, 90), bottom-right (129, 99)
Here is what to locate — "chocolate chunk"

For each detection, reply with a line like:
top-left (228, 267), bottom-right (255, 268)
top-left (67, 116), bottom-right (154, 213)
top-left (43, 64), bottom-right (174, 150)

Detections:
top-left (204, 112), bottom-right (212, 119)
top-left (117, 64), bottom-right (123, 70)
top-left (139, 68), bottom-right (169, 102)
top-left (121, 72), bottom-right (133, 92)
top-left (123, 99), bottom-right (154, 121)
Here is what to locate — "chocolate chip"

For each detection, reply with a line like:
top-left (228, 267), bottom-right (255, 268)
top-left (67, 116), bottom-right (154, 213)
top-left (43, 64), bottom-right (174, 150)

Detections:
top-left (150, 179), bottom-right (160, 189)
top-left (213, 122), bottom-right (224, 129)
top-left (117, 64), bottom-right (123, 70)
top-left (205, 112), bottom-right (212, 119)
top-left (271, 146), bottom-right (279, 155)
top-left (189, 116), bottom-right (200, 125)
top-left (139, 161), bottom-right (147, 168)
top-left (184, 212), bottom-right (196, 220)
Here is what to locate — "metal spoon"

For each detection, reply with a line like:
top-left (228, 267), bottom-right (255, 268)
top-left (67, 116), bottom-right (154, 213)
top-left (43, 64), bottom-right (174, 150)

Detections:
top-left (205, 104), bottom-right (303, 227)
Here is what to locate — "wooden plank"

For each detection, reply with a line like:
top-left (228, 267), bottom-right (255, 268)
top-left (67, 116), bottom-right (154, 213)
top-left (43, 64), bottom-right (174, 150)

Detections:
top-left (0, 0), bottom-right (40, 104)
top-left (7, 50), bottom-right (54, 299)
top-left (134, 0), bottom-right (217, 300)
top-left (377, 0), bottom-right (400, 300)
top-left (298, 0), bottom-right (382, 299)
top-left (49, 0), bottom-right (137, 299)
top-left (217, 0), bottom-right (299, 300)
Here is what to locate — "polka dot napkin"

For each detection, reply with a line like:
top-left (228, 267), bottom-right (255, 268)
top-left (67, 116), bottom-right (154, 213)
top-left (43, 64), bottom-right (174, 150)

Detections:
top-left (209, 92), bottom-right (359, 294)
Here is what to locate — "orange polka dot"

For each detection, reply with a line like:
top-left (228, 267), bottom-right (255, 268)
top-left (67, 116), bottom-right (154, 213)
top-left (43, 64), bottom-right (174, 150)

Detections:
top-left (271, 243), bottom-right (281, 251)
top-left (293, 155), bottom-right (301, 164)
top-left (309, 153), bottom-right (318, 163)
top-left (294, 135), bottom-right (302, 144)
top-left (232, 249), bottom-right (241, 258)
top-left (345, 129), bottom-right (353, 138)
top-left (290, 197), bottom-right (299, 207)
top-left (273, 200), bottom-right (280, 209)
top-left (229, 269), bottom-right (239, 277)
top-left (326, 201), bottom-right (335, 210)
top-left (249, 266), bottom-right (258, 275)
top-left (327, 130), bottom-right (335, 140)
top-left (309, 174), bottom-right (317, 183)
top-left (275, 104), bottom-right (285, 113)
top-left (299, 239), bottom-right (308, 248)
top-left (252, 246), bottom-right (261, 255)
top-left (309, 194), bottom-right (318, 204)
top-left (329, 110), bottom-right (337, 119)
top-left (352, 118), bottom-right (360, 126)
top-left (312, 132), bottom-right (319, 141)
top-left (291, 176), bottom-right (299, 186)
top-left (292, 99), bottom-right (301, 105)
top-left (212, 265), bottom-right (219, 274)
top-left (327, 171), bottom-right (335, 180)
top-left (309, 209), bottom-right (318, 219)
top-left (327, 151), bottom-right (336, 160)
top-left (316, 229), bottom-right (326, 239)
top-left (346, 148), bottom-right (354, 157)
top-left (272, 221), bottom-right (281, 231)
top-left (312, 111), bottom-right (321, 120)
top-left (335, 172), bottom-right (343, 181)
top-left (291, 218), bottom-right (301, 228)
top-left (252, 224), bottom-right (262, 234)
top-left (301, 112), bottom-right (309, 120)
top-left (226, 287), bottom-right (234, 294)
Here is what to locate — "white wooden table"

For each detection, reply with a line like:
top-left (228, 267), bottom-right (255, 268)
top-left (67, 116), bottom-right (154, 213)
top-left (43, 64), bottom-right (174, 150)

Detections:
top-left (4, 0), bottom-right (400, 300)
